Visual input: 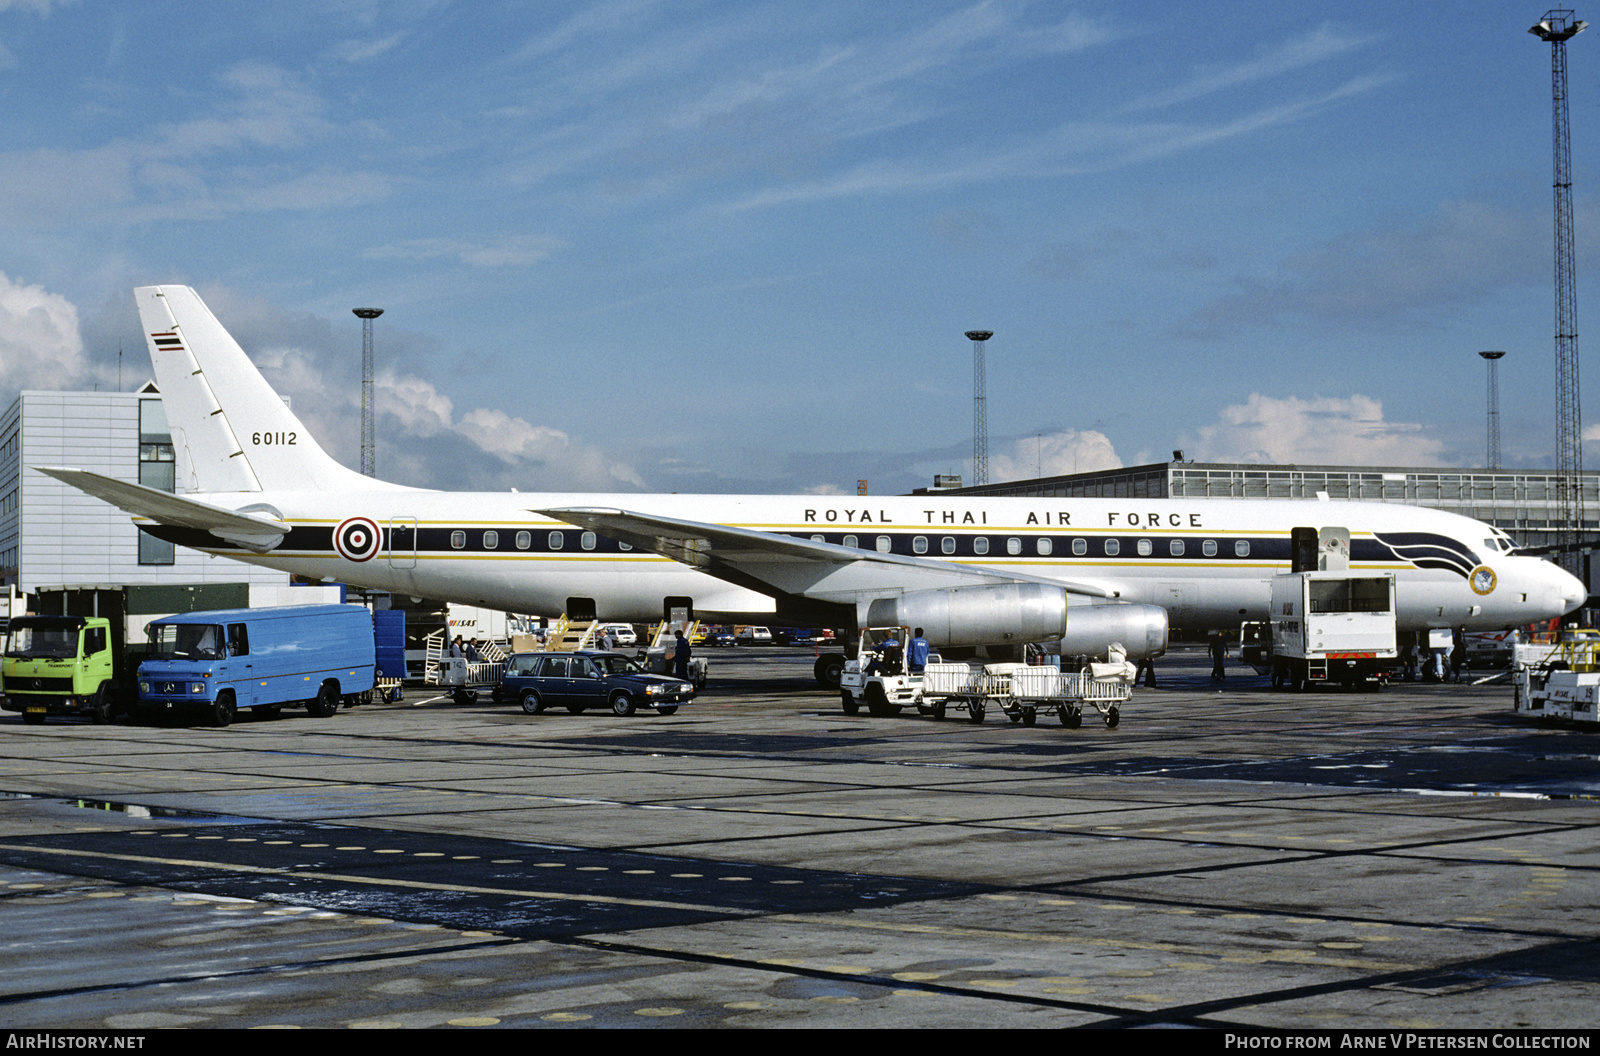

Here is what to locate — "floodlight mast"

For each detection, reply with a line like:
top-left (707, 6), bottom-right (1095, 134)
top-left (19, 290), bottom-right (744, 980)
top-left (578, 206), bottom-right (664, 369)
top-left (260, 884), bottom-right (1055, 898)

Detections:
top-left (353, 308), bottom-right (383, 477)
top-left (1479, 351), bottom-right (1506, 471)
top-left (1531, 10), bottom-right (1587, 572)
top-left (965, 330), bottom-right (993, 486)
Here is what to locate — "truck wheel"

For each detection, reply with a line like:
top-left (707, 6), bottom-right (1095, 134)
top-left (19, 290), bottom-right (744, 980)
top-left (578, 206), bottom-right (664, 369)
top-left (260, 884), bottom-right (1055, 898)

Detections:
top-left (841, 690), bottom-right (859, 715)
top-left (815, 653), bottom-right (846, 687)
top-left (89, 683), bottom-right (115, 725)
top-left (311, 684), bottom-right (340, 717)
top-left (211, 692), bottom-right (236, 728)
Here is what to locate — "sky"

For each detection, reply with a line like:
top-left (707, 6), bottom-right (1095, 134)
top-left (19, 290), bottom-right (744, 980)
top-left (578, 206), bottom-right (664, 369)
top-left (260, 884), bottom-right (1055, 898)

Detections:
top-left (2, 0), bottom-right (1599, 497)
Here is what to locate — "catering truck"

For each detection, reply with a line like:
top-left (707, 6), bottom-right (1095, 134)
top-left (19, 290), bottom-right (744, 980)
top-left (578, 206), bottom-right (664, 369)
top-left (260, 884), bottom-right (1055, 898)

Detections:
top-left (138, 604), bottom-right (375, 727)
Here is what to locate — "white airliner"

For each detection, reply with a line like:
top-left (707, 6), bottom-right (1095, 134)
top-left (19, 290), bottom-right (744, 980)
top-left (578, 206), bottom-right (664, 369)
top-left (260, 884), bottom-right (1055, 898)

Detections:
top-left (39, 285), bottom-right (1586, 685)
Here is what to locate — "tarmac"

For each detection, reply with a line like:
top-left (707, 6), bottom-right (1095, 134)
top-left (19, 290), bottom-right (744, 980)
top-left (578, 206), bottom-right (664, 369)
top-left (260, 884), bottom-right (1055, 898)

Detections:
top-left (0, 645), bottom-right (1594, 1030)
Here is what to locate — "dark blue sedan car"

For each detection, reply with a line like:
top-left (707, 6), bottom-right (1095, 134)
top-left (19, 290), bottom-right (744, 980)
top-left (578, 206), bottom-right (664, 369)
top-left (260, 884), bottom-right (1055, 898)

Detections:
top-left (494, 651), bottom-right (695, 716)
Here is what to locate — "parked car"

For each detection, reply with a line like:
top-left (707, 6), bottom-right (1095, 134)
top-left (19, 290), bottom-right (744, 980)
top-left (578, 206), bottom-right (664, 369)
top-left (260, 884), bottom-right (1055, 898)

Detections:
top-left (700, 627), bottom-right (736, 647)
top-left (735, 626), bottom-right (773, 644)
top-left (494, 651), bottom-right (693, 716)
top-left (597, 623), bottom-right (638, 647)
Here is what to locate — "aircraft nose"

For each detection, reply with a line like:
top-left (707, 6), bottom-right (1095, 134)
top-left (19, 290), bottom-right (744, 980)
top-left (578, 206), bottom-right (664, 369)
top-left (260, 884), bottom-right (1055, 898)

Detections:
top-left (1556, 564), bottom-right (1588, 614)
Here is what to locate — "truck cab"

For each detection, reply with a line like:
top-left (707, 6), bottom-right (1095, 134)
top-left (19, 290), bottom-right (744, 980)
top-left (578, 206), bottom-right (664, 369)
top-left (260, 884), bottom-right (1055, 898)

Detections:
top-left (1, 616), bottom-right (125, 724)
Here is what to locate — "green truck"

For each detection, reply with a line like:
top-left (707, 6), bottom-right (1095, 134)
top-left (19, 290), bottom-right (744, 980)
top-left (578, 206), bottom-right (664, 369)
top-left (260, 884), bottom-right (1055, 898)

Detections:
top-left (1, 615), bottom-right (131, 724)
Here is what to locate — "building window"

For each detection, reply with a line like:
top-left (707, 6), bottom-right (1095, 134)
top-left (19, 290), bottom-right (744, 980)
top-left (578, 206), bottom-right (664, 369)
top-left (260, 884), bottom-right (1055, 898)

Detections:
top-left (137, 399), bottom-right (175, 565)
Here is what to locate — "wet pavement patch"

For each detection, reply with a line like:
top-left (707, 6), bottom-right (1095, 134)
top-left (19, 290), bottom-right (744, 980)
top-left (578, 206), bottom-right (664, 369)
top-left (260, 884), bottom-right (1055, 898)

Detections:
top-left (0, 822), bottom-right (984, 939)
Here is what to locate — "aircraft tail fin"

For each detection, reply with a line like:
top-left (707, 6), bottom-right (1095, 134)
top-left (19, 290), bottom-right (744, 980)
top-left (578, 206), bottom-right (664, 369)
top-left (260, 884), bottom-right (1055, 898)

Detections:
top-left (136, 285), bottom-right (402, 494)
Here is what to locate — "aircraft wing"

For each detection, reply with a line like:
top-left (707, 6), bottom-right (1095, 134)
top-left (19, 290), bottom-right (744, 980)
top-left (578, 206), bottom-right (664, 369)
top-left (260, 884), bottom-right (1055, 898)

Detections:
top-left (35, 466), bottom-right (289, 552)
top-left (537, 506), bottom-right (1120, 603)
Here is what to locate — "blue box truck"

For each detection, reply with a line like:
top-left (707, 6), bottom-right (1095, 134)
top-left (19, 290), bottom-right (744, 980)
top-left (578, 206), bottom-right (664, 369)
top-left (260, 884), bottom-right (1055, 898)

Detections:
top-left (137, 604), bottom-right (375, 726)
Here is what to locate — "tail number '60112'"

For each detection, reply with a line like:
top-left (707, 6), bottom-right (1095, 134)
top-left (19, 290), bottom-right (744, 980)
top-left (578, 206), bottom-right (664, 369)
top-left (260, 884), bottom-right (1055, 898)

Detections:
top-left (252, 432), bottom-right (296, 445)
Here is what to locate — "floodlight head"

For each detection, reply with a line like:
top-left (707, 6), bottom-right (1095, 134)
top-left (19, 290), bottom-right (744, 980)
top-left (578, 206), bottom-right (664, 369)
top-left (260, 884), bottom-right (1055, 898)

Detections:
top-left (353, 308), bottom-right (384, 319)
top-left (964, 330), bottom-right (994, 342)
top-left (1479, 350), bottom-right (1506, 361)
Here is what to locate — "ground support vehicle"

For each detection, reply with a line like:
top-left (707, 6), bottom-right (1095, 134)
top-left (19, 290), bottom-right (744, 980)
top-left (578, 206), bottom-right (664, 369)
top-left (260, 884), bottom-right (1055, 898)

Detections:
top-left (915, 661), bottom-right (1132, 728)
top-left (838, 628), bottom-right (921, 716)
top-left (493, 650), bottom-right (695, 717)
top-left (1267, 571), bottom-right (1398, 690)
top-left (997, 663), bottom-right (1132, 728)
top-left (137, 604), bottom-right (375, 727)
top-left (423, 627), bottom-right (507, 703)
top-left (1, 616), bottom-right (131, 725)
top-left (1512, 632), bottom-right (1600, 723)
top-left (639, 623), bottom-right (708, 688)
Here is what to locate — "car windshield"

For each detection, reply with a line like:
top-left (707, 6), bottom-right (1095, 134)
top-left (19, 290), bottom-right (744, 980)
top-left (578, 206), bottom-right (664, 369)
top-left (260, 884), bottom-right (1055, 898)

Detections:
top-left (5, 622), bottom-right (80, 659)
top-left (594, 655), bottom-right (644, 675)
top-left (148, 624), bottom-right (225, 661)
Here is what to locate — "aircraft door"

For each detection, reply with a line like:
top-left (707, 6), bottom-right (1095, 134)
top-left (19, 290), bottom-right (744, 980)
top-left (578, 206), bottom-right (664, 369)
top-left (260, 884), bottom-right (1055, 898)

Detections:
top-left (388, 518), bottom-right (417, 569)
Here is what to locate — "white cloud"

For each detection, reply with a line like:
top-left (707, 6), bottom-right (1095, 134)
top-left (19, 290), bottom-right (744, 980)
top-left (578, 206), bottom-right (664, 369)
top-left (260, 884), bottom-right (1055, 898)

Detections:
top-left (1189, 393), bottom-right (1447, 466)
top-left (989, 429), bottom-right (1121, 482)
top-left (0, 272), bottom-right (90, 391)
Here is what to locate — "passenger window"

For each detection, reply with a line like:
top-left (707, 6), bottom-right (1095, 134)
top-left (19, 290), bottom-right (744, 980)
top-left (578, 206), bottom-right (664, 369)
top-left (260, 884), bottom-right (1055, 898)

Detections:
top-left (451, 530), bottom-right (465, 549)
top-left (843, 534), bottom-right (858, 548)
top-left (541, 657), bottom-right (567, 677)
top-left (913, 536), bottom-right (928, 554)
top-left (973, 537), bottom-right (989, 555)
top-left (549, 531), bottom-right (564, 550)
top-left (1072, 538), bottom-right (1087, 556)
top-left (1105, 539), bottom-right (1120, 556)
top-left (581, 532), bottom-right (596, 550)
top-left (573, 661), bottom-right (597, 679)
top-left (1235, 540), bottom-right (1250, 557)
top-left (1137, 539), bottom-right (1153, 556)
top-left (484, 530), bottom-right (498, 549)
top-left (876, 536), bottom-right (891, 553)
top-left (1007, 537), bottom-right (1021, 555)
top-left (1036, 538), bottom-right (1052, 555)
top-left (1202, 539), bottom-right (1217, 557)
top-left (1170, 539), bottom-right (1184, 556)
top-left (227, 624), bottom-right (248, 657)
top-left (811, 534), bottom-right (825, 542)
top-left (516, 531), bottom-right (531, 550)
top-left (619, 542), bottom-right (632, 551)
top-left (941, 537), bottom-right (956, 555)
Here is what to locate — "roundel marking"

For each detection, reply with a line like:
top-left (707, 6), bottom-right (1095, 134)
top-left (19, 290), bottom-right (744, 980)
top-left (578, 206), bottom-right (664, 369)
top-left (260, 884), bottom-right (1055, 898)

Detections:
top-left (1470, 565), bottom-right (1497, 596)
top-left (334, 517), bottom-right (382, 562)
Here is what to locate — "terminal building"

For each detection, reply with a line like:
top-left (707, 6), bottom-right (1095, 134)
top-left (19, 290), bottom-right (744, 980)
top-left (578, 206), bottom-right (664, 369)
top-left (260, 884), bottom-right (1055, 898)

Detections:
top-left (0, 386), bottom-right (310, 617)
top-left (919, 460), bottom-right (1600, 594)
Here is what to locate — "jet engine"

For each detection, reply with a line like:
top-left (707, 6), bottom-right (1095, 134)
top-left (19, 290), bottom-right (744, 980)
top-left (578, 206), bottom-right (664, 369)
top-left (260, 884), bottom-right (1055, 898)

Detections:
top-left (861, 582), bottom-right (1167, 660)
